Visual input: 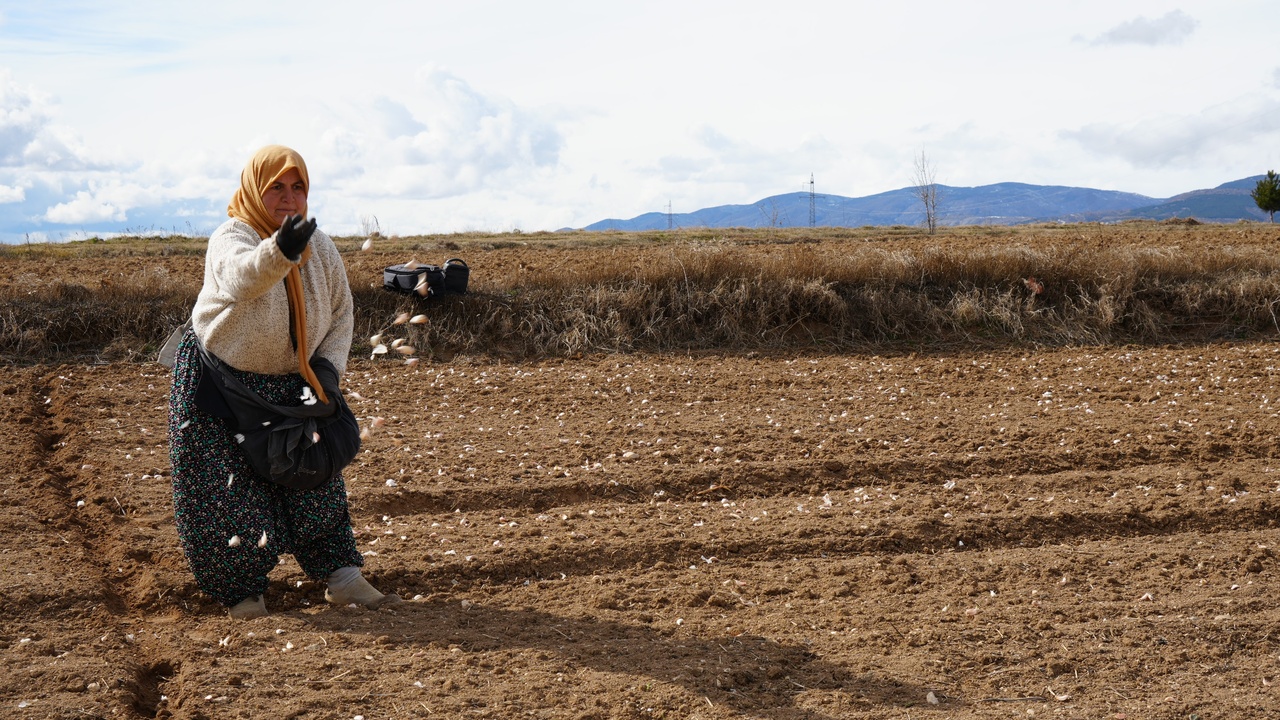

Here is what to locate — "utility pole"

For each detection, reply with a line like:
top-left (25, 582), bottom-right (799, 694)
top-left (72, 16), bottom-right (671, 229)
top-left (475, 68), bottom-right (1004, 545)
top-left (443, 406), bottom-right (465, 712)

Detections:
top-left (666, 200), bottom-right (673, 230)
top-left (808, 174), bottom-right (816, 227)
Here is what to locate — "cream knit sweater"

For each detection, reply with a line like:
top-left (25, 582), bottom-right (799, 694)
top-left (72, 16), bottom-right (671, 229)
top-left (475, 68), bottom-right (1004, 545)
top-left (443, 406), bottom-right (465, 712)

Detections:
top-left (193, 219), bottom-right (353, 376)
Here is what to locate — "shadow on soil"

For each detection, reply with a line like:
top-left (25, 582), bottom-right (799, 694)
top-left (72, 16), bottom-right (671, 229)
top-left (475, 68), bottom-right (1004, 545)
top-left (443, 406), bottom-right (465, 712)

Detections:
top-left (302, 601), bottom-right (946, 718)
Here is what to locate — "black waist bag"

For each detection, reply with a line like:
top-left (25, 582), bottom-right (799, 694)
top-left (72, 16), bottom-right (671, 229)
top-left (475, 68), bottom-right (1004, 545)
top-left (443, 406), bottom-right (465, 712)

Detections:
top-left (195, 343), bottom-right (361, 491)
top-left (384, 263), bottom-right (443, 296)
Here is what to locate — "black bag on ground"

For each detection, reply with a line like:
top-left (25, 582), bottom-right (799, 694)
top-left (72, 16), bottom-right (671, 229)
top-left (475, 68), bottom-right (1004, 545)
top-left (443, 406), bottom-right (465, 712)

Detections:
top-left (194, 341), bottom-right (361, 491)
top-left (383, 263), bottom-right (443, 296)
top-left (442, 258), bottom-right (469, 294)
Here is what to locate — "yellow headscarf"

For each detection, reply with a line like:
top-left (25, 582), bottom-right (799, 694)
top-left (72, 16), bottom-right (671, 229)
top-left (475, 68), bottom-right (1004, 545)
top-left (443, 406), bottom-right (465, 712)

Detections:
top-left (227, 145), bottom-right (311, 240)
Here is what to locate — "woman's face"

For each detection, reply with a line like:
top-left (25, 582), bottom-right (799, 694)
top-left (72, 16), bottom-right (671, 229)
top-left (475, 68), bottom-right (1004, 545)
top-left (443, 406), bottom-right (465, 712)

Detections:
top-left (261, 168), bottom-right (307, 224)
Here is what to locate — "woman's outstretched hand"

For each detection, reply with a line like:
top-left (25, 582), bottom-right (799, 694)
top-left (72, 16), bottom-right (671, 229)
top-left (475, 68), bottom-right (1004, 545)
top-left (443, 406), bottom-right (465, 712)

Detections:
top-left (276, 214), bottom-right (317, 261)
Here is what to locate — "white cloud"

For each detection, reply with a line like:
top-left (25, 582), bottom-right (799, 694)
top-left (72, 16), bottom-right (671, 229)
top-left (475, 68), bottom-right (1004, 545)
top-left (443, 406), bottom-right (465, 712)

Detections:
top-left (312, 66), bottom-right (564, 205)
top-left (371, 97), bottom-right (427, 138)
top-left (44, 190), bottom-right (127, 224)
top-left (0, 68), bottom-right (102, 171)
top-left (1087, 10), bottom-right (1199, 47)
top-left (0, 61), bottom-right (568, 240)
top-left (0, 69), bottom-right (46, 166)
top-left (1063, 94), bottom-right (1280, 168)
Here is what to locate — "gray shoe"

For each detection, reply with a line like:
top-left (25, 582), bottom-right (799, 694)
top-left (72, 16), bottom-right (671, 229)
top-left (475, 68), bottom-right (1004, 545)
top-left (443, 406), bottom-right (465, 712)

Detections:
top-left (325, 572), bottom-right (402, 609)
top-left (228, 594), bottom-right (268, 619)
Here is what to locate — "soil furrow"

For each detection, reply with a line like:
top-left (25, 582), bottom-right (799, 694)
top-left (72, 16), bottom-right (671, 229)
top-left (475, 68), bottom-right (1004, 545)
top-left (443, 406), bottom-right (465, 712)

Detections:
top-left (353, 448), bottom-right (1280, 519)
top-left (31, 373), bottom-right (137, 615)
top-left (14, 370), bottom-right (187, 718)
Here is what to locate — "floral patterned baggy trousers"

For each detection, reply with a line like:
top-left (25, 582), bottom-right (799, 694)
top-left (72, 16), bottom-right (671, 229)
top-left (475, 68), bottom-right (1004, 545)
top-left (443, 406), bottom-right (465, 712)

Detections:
top-left (167, 329), bottom-right (363, 607)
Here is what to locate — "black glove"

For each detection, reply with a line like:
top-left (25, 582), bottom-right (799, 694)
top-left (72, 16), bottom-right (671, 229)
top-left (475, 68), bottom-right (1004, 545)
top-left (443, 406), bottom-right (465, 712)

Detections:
top-left (276, 214), bottom-right (317, 261)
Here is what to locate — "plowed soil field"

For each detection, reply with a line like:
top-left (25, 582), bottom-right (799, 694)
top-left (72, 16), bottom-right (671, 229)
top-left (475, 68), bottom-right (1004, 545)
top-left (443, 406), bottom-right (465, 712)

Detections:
top-left (3, 228), bottom-right (1280, 719)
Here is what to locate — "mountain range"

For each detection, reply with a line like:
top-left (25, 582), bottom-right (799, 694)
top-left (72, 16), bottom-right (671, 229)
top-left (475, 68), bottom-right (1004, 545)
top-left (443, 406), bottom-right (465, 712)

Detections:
top-left (582, 175), bottom-right (1271, 231)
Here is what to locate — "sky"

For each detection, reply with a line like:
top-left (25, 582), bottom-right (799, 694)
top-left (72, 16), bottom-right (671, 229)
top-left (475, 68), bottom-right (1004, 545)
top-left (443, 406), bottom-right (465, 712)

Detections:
top-left (0, 1), bottom-right (1277, 242)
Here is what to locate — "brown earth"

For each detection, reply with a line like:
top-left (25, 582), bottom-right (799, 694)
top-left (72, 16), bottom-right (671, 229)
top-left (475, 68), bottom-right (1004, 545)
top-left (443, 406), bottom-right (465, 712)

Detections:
top-left (3, 227), bottom-right (1280, 719)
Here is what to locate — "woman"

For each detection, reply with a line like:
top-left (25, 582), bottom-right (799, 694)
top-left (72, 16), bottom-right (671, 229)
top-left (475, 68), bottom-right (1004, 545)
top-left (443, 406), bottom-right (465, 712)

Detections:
top-left (168, 145), bottom-right (397, 619)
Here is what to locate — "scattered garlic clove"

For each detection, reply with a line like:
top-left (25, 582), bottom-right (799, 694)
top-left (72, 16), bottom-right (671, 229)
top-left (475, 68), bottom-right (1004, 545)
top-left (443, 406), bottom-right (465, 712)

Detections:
top-left (393, 312), bottom-right (411, 325)
top-left (404, 357), bottom-right (419, 366)
top-left (370, 333), bottom-right (384, 346)
top-left (228, 535), bottom-right (242, 548)
top-left (394, 345), bottom-right (416, 355)
top-left (371, 344), bottom-right (388, 356)
top-left (409, 314), bottom-right (428, 324)
top-left (361, 238), bottom-right (373, 251)
top-left (257, 531), bottom-right (268, 548)
top-left (391, 338), bottom-right (407, 349)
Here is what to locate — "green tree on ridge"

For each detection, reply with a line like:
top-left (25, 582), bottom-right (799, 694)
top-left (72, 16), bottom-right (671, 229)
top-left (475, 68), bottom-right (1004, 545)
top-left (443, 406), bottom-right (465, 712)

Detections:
top-left (1252, 170), bottom-right (1280, 222)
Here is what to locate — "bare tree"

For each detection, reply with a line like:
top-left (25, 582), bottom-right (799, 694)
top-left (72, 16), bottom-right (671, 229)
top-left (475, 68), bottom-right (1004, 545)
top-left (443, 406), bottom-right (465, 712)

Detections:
top-left (756, 199), bottom-right (785, 229)
top-left (912, 151), bottom-right (940, 235)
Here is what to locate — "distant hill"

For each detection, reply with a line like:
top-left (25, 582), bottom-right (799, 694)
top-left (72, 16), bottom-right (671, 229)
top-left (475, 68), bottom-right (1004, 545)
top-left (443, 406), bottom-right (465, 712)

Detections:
top-left (1102, 177), bottom-right (1270, 223)
top-left (582, 176), bottom-right (1270, 230)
